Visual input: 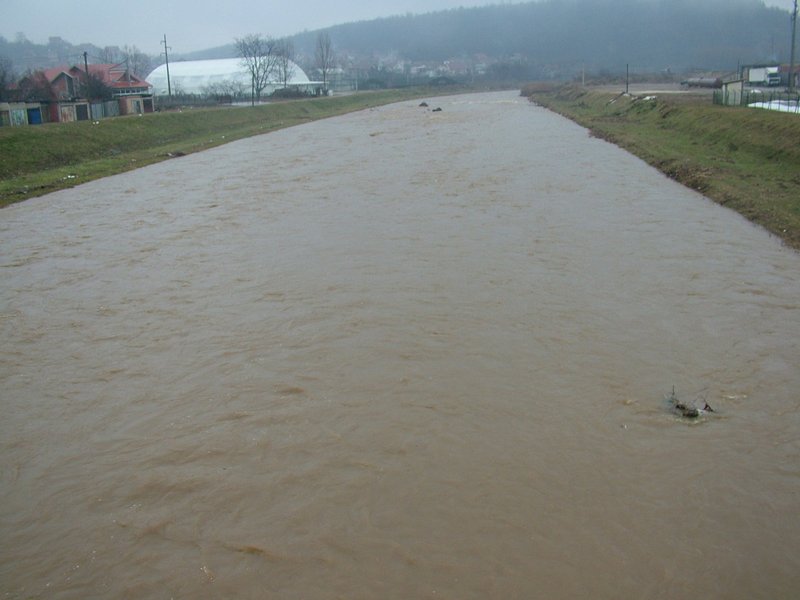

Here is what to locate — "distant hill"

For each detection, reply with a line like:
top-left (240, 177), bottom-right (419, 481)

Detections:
top-left (0, 34), bottom-right (152, 77)
top-left (3, 0), bottom-right (794, 78)
top-left (290, 0), bottom-right (792, 72)
top-left (0, 35), bottom-right (108, 73)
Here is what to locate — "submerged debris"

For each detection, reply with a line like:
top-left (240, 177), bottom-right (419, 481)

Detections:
top-left (666, 386), bottom-right (714, 419)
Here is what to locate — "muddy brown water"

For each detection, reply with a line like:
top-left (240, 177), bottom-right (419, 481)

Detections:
top-left (2, 92), bottom-right (799, 599)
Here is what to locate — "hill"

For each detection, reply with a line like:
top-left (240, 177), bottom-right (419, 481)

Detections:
top-left (2, 1), bottom-right (794, 79)
top-left (0, 35), bottom-right (152, 77)
top-left (288, 0), bottom-right (792, 74)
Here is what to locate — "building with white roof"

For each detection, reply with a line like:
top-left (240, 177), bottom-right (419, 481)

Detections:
top-left (146, 58), bottom-right (315, 96)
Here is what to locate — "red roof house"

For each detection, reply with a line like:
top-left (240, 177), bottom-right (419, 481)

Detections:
top-left (41, 63), bottom-right (151, 96)
top-left (79, 63), bottom-right (151, 95)
top-left (11, 63), bottom-right (153, 123)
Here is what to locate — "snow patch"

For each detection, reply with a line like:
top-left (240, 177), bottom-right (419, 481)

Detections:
top-left (748, 100), bottom-right (800, 114)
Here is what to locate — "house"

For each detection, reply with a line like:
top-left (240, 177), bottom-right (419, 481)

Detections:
top-left (41, 67), bottom-right (81, 99)
top-left (60, 63), bottom-right (154, 115)
top-left (78, 63), bottom-right (152, 97)
top-left (12, 69), bottom-right (91, 123)
top-left (4, 62), bottom-right (153, 125)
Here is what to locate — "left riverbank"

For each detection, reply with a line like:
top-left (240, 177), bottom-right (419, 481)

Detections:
top-left (0, 88), bottom-right (442, 207)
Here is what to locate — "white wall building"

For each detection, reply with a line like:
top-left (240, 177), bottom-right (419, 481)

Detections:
top-left (146, 58), bottom-right (315, 96)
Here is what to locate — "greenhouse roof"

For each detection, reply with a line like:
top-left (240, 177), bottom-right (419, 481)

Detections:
top-left (146, 58), bottom-right (312, 96)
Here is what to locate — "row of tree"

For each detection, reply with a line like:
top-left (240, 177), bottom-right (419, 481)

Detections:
top-left (0, 35), bottom-right (153, 78)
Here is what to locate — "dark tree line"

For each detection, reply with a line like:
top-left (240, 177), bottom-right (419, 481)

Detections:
top-left (291, 0), bottom-right (794, 71)
top-left (0, 35), bottom-right (153, 76)
top-left (3, 0), bottom-right (795, 98)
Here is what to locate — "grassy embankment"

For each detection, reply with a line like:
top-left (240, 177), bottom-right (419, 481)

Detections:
top-left (0, 88), bottom-right (444, 207)
top-left (521, 83), bottom-right (800, 250)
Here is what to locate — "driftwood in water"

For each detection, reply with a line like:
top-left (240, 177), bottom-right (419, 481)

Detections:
top-left (667, 386), bottom-right (714, 419)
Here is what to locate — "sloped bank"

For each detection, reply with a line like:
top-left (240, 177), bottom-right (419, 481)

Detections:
top-left (521, 84), bottom-right (800, 251)
top-left (0, 88), bottom-right (450, 208)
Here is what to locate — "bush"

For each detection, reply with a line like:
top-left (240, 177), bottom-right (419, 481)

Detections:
top-left (270, 87), bottom-right (314, 99)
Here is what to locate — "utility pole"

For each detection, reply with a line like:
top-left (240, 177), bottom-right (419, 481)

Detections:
top-left (83, 51), bottom-right (93, 120)
top-left (789, 0), bottom-right (798, 94)
top-left (161, 34), bottom-right (172, 96)
top-left (626, 63), bottom-right (629, 94)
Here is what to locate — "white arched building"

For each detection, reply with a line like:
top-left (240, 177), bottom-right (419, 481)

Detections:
top-left (146, 58), bottom-right (315, 96)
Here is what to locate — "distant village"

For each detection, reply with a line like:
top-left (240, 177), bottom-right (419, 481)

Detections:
top-left (1, 36), bottom-right (799, 127)
top-left (0, 48), bottom-right (537, 127)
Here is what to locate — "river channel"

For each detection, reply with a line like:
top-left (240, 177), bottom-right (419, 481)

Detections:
top-left (1, 91), bottom-right (799, 598)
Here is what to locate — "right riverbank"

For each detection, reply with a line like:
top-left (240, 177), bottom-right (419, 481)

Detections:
top-left (521, 84), bottom-right (800, 251)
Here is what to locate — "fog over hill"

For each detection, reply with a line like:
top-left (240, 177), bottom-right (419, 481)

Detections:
top-left (2, 0), bottom-right (794, 77)
top-left (184, 0), bottom-right (793, 75)
top-left (292, 0), bottom-right (793, 71)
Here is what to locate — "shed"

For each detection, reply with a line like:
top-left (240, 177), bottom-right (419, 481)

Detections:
top-left (719, 79), bottom-right (745, 106)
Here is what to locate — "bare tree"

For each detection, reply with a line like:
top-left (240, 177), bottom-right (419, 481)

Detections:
top-left (17, 70), bottom-right (54, 102)
top-left (202, 82), bottom-right (222, 98)
top-left (275, 39), bottom-right (296, 89)
top-left (315, 32), bottom-right (335, 93)
top-left (83, 73), bottom-right (113, 101)
top-left (100, 46), bottom-right (120, 63)
top-left (202, 79), bottom-right (247, 102)
top-left (121, 45), bottom-right (151, 78)
top-left (224, 79), bottom-right (248, 100)
top-left (0, 57), bottom-right (13, 102)
top-left (235, 33), bottom-right (279, 105)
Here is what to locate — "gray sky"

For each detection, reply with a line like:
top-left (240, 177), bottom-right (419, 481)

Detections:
top-left (3, 0), bottom-right (796, 55)
top-left (3, 1), bottom-right (523, 55)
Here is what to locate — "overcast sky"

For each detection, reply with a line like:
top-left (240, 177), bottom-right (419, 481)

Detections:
top-left (3, 0), bottom-right (797, 55)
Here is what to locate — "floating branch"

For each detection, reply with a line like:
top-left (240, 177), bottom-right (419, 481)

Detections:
top-left (666, 386), bottom-right (714, 419)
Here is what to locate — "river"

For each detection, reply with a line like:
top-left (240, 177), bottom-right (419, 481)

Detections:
top-left (1, 91), bottom-right (799, 598)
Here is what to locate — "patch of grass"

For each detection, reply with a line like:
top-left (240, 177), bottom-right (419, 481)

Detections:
top-left (0, 88), bottom-right (449, 207)
top-left (523, 84), bottom-right (800, 250)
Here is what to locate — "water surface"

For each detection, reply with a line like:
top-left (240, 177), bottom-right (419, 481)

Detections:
top-left (2, 91), bottom-right (799, 598)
